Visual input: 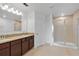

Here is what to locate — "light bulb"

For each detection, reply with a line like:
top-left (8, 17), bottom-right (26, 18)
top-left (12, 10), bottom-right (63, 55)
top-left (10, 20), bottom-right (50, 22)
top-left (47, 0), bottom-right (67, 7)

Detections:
top-left (17, 12), bottom-right (22, 15)
top-left (16, 11), bottom-right (19, 15)
top-left (10, 8), bottom-right (14, 12)
top-left (19, 12), bottom-right (23, 16)
top-left (1, 6), bottom-right (6, 10)
top-left (14, 10), bottom-right (18, 14)
top-left (18, 12), bottom-right (22, 15)
top-left (12, 10), bottom-right (16, 14)
top-left (8, 8), bottom-right (14, 13)
top-left (8, 9), bottom-right (12, 12)
top-left (4, 5), bottom-right (8, 9)
top-left (1, 5), bottom-right (8, 10)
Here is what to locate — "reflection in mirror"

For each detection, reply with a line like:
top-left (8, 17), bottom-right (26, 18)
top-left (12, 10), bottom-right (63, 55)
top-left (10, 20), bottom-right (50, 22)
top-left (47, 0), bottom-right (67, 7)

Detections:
top-left (14, 20), bottom-right (22, 32)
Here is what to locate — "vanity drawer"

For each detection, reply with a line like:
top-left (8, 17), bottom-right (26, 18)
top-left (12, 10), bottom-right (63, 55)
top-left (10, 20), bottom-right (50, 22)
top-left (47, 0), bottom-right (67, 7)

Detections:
top-left (0, 42), bottom-right (10, 50)
top-left (29, 38), bottom-right (34, 49)
top-left (11, 39), bottom-right (21, 45)
top-left (22, 38), bottom-right (29, 42)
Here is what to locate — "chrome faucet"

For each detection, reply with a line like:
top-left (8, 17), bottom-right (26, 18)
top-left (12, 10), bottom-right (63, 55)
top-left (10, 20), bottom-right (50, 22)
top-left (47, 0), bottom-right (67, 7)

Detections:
top-left (0, 32), bottom-right (5, 39)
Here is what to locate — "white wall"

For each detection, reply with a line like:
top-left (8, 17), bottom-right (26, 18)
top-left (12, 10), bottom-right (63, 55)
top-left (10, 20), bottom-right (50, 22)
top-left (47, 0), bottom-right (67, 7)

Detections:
top-left (21, 13), bottom-right (28, 32)
top-left (27, 11), bottom-right (35, 33)
top-left (22, 10), bottom-right (35, 33)
top-left (34, 11), bottom-right (53, 47)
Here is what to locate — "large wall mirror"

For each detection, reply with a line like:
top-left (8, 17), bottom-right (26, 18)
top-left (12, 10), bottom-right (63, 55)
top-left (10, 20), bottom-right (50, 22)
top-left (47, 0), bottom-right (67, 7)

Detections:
top-left (0, 3), bottom-right (22, 35)
top-left (0, 12), bottom-right (22, 35)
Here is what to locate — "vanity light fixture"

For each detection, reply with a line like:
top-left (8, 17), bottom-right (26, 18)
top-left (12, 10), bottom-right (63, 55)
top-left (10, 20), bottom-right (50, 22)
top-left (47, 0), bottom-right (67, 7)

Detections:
top-left (15, 10), bottom-right (18, 14)
top-left (0, 5), bottom-right (8, 10)
top-left (17, 12), bottom-right (22, 15)
top-left (11, 8), bottom-right (17, 14)
top-left (8, 8), bottom-right (12, 12)
top-left (0, 5), bottom-right (5, 10)
top-left (9, 8), bottom-right (15, 13)
top-left (0, 4), bottom-right (23, 16)
top-left (4, 5), bottom-right (8, 9)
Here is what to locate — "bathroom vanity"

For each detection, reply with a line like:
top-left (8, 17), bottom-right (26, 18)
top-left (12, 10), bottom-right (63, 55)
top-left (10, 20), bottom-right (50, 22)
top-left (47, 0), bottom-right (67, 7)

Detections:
top-left (0, 33), bottom-right (34, 56)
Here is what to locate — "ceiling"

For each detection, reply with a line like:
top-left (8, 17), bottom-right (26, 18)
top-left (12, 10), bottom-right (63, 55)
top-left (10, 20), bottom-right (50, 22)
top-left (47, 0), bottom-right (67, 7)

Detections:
top-left (0, 3), bottom-right (32, 13)
top-left (0, 3), bottom-right (32, 20)
top-left (29, 3), bottom-right (79, 17)
top-left (51, 3), bottom-right (79, 17)
top-left (0, 3), bottom-right (79, 18)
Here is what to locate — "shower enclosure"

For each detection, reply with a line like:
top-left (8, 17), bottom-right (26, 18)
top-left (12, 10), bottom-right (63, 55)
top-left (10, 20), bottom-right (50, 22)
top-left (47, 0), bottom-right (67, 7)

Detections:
top-left (53, 15), bottom-right (77, 48)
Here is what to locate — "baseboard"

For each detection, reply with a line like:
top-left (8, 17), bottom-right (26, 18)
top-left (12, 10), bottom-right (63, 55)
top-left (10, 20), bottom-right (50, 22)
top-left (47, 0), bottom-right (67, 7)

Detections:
top-left (34, 41), bottom-right (50, 48)
top-left (53, 42), bottom-right (77, 49)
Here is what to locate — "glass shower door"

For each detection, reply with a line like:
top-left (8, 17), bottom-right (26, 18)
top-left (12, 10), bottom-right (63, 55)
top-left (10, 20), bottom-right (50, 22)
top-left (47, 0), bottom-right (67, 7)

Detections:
top-left (64, 16), bottom-right (75, 47)
top-left (54, 18), bottom-right (65, 45)
top-left (53, 16), bottom-right (75, 48)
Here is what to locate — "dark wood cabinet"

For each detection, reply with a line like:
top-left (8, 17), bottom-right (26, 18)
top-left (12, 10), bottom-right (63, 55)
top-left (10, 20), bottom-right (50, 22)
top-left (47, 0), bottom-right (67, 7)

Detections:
top-left (29, 38), bottom-right (34, 49)
top-left (22, 38), bottom-right (29, 55)
top-left (0, 35), bottom-right (34, 56)
top-left (10, 39), bottom-right (21, 56)
top-left (29, 36), bottom-right (34, 49)
top-left (22, 36), bottom-right (34, 55)
top-left (0, 42), bottom-right (10, 56)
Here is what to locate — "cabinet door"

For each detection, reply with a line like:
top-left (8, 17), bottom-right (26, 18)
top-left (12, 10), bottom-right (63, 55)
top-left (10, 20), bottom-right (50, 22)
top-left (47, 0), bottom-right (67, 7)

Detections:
top-left (0, 48), bottom-right (10, 56)
top-left (11, 40), bottom-right (21, 56)
top-left (0, 42), bottom-right (10, 56)
top-left (29, 36), bottom-right (34, 49)
top-left (29, 39), bottom-right (34, 49)
top-left (22, 38), bottom-right (29, 55)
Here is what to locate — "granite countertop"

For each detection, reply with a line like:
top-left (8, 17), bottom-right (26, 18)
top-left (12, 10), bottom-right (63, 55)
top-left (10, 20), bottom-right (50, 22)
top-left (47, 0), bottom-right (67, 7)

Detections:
top-left (0, 33), bottom-right (34, 44)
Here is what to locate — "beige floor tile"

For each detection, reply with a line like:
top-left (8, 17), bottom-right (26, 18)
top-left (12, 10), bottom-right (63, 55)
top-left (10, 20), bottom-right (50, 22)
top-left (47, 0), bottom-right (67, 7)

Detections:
top-left (24, 44), bottom-right (79, 56)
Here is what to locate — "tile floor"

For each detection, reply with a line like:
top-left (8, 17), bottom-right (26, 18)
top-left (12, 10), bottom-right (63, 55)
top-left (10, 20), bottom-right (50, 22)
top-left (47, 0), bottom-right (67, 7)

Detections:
top-left (24, 44), bottom-right (79, 56)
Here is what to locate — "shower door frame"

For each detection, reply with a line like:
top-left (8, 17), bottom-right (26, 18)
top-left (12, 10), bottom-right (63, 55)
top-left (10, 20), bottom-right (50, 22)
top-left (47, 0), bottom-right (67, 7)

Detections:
top-left (53, 17), bottom-right (77, 49)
